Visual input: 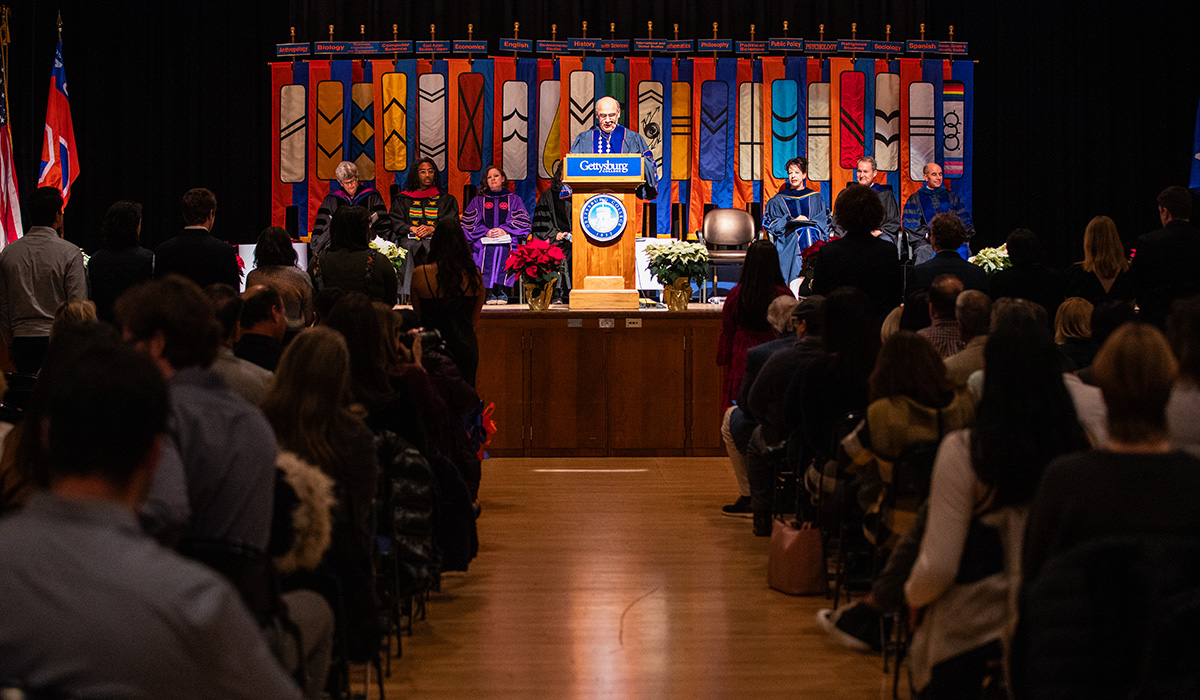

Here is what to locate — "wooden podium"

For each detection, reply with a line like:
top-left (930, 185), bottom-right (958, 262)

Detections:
top-left (562, 153), bottom-right (643, 310)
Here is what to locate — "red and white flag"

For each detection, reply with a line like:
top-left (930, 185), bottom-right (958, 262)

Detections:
top-left (0, 55), bottom-right (20, 246)
top-left (37, 39), bottom-right (79, 205)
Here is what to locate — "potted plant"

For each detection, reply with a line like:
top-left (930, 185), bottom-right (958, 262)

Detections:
top-left (370, 236), bottom-right (408, 274)
top-left (643, 240), bottom-right (709, 311)
top-left (968, 244), bottom-right (1011, 274)
top-left (504, 238), bottom-right (565, 311)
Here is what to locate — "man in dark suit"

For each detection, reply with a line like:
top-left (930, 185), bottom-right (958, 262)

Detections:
top-left (153, 188), bottom-right (241, 290)
top-left (906, 213), bottom-right (988, 295)
top-left (809, 183), bottom-right (903, 320)
top-left (1132, 186), bottom-right (1200, 328)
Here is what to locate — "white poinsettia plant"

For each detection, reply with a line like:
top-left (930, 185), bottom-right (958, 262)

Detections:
top-left (643, 240), bottom-right (709, 286)
top-left (968, 244), bottom-right (1011, 274)
top-left (369, 236), bottom-right (407, 271)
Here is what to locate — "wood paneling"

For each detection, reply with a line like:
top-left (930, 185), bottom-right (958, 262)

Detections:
top-left (477, 308), bottom-right (724, 457)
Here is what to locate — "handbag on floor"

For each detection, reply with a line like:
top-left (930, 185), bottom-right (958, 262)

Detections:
top-left (768, 519), bottom-right (828, 595)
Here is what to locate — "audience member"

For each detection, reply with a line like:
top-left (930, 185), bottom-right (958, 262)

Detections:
top-left (718, 294), bottom-right (800, 516)
top-left (0, 335), bottom-right (304, 700)
top-left (717, 240), bottom-right (793, 411)
top-left (918, 274), bottom-right (966, 358)
top-left (311, 205), bottom-right (399, 306)
top-left (245, 225), bottom-right (314, 338)
top-left (943, 290), bottom-right (991, 387)
top-left (1075, 300), bottom-right (1137, 385)
top-left (903, 323), bottom-right (1089, 698)
top-left (817, 331), bottom-right (975, 652)
top-left (87, 200), bottom-right (154, 323)
top-left (0, 187), bottom-right (87, 373)
top-left (1064, 215), bottom-right (1134, 305)
top-left (907, 213), bottom-right (988, 294)
top-left (1166, 296), bottom-right (1200, 453)
top-left (391, 156), bottom-right (460, 295)
top-left (987, 228), bottom-right (1064, 325)
top-left (1014, 324), bottom-right (1200, 697)
top-left (202, 283), bottom-right (274, 405)
top-left (312, 287), bottom-right (346, 325)
top-left (410, 219), bottom-right (487, 386)
top-left (49, 298), bottom-right (97, 341)
top-left (1132, 185), bottom-right (1200, 327)
top-left (234, 285), bottom-right (286, 371)
top-left (899, 289), bottom-right (932, 331)
top-left (738, 296), bottom-right (827, 526)
top-left (1054, 296), bottom-right (1096, 370)
top-left (152, 187), bottom-right (240, 290)
top-left (309, 161), bottom-right (389, 255)
top-left (463, 164), bottom-right (531, 304)
top-left (260, 326), bottom-right (382, 665)
top-left (810, 183), bottom-right (903, 319)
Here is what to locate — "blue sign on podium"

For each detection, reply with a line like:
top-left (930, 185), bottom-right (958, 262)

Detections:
top-left (562, 154), bottom-right (643, 181)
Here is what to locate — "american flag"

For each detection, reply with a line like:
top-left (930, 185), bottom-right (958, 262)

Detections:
top-left (0, 61), bottom-right (21, 246)
top-left (37, 40), bottom-right (79, 206)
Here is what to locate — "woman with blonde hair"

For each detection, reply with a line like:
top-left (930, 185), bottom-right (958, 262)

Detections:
top-left (1064, 215), bottom-right (1135, 304)
top-left (1054, 296), bottom-right (1097, 370)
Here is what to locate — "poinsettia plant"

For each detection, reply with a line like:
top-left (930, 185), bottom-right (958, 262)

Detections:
top-left (504, 238), bottom-right (565, 287)
top-left (643, 240), bottom-right (709, 286)
top-left (968, 244), bottom-right (1011, 274)
top-left (370, 236), bottom-right (408, 272)
top-left (799, 239), bottom-right (828, 274)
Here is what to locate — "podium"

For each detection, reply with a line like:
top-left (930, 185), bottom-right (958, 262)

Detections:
top-left (562, 153), bottom-right (644, 310)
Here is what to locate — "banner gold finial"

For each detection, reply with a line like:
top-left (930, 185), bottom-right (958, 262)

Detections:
top-left (949, 25), bottom-right (955, 41)
top-left (886, 24), bottom-right (891, 41)
top-left (514, 22), bottom-right (519, 39)
top-left (673, 24), bottom-right (679, 40)
top-left (552, 24), bottom-right (557, 41)
top-left (328, 25), bottom-right (334, 41)
top-left (750, 25), bottom-right (755, 41)
top-left (920, 23), bottom-right (926, 40)
top-left (819, 24), bottom-right (825, 41)
top-left (290, 26), bottom-right (295, 43)
top-left (468, 23), bottom-right (474, 40)
top-left (852, 23), bottom-right (857, 39)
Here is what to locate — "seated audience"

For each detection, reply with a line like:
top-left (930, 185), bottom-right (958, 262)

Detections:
top-left (817, 331), bottom-right (975, 651)
top-left (1064, 215), bottom-right (1134, 305)
top-left (1054, 296), bottom-right (1097, 370)
top-left (245, 225), bottom-right (314, 338)
top-left (918, 274), bottom-right (966, 358)
top-left (1075, 300), bottom-right (1137, 385)
top-left (809, 183), bottom-right (903, 319)
top-left (87, 200), bottom-right (153, 324)
top-left (987, 228), bottom-right (1064, 326)
top-left (0, 334), bottom-right (305, 699)
top-left (903, 322), bottom-right (1089, 699)
top-left (410, 220), bottom-right (486, 387)
top-left (1166, 296), bottom-right (1200, 454)
top-left (719, 294), bottom-right (801, 517)
top-left (1015, 323), bottom-right (1200, 698)
top-left (943, 290), bottom-right (991, 387)
top-left (234, 285), bottom-right (286, 372)
top-left (899, 289), bottom-right (932, 332)
top-left (717, 240), bottom-right (793, 411)
top-left (311, 205), bottom-right (399, 306)
top-left (907, 213), bottom-right (988, 294)
top-left (50, 299), bottom-right (97, 340)
top-left (203, 283), bottom-right (274, 405)
top-left (261, 326), bottom-right (383, 665)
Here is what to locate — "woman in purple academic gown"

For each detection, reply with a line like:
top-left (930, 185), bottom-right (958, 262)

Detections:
top-left (461, 165), bottom-right (531, 304)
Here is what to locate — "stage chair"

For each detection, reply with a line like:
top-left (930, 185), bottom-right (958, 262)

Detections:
top-left (697, 208), bottom-right (757, 301)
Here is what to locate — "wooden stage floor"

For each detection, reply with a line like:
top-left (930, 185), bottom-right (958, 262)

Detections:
top-left (368, 456), bottom-right (902, 699)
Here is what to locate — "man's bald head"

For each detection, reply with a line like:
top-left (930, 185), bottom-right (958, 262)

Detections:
top-left (596, 97), bottom-right (621, 134)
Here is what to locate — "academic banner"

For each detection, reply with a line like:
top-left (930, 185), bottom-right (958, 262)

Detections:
top-left (270, 57), bottom-right (974, 235)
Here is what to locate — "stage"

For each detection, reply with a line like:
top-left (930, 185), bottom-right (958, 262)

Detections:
top-left (476, 304), bottom-right (725, 457)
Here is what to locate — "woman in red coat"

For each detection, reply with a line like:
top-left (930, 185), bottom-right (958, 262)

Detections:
top-left (717, 240), bottom-right (794, 411)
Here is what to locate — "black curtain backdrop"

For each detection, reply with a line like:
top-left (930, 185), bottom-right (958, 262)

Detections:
top-left (8, 0), bottom-right (1199, 267)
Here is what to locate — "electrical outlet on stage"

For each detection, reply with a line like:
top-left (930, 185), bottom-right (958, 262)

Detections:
top-left (626, 318), bottom-right (642, 328)
top-left (599, 318), bottom-right (615, 328)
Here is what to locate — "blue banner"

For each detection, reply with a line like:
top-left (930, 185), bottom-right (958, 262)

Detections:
top-left (1192, 94), bottom-right (1200, 193)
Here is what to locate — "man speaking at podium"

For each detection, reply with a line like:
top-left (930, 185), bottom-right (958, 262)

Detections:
top-left (568, 97), bottom-right (658, 200)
